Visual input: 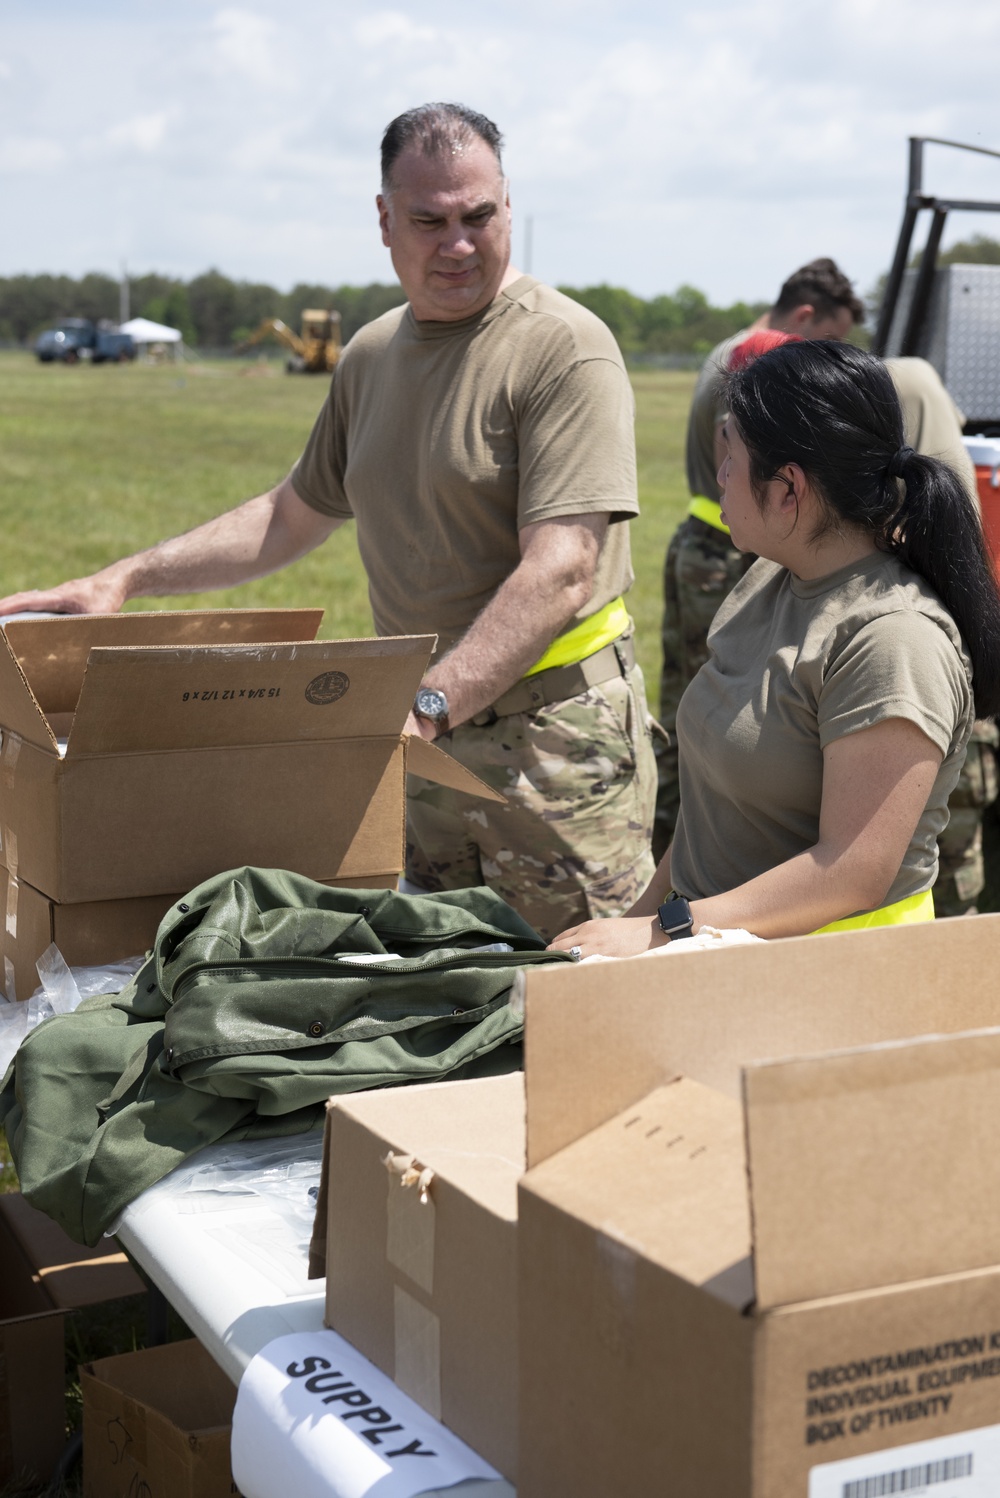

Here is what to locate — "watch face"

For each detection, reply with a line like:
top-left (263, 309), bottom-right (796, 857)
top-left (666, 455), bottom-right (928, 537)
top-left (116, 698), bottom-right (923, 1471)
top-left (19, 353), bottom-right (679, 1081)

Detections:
top-left (415, 688), bottom-right (448, 720)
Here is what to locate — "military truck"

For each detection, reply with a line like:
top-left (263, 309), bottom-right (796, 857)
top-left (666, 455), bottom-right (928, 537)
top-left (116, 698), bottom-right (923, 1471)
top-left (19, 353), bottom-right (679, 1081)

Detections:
top-left (35, 318), bottom-right (136, 364)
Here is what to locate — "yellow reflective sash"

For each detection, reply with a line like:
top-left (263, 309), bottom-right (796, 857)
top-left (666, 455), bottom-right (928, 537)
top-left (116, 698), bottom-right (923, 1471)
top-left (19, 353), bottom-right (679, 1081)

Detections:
top-left (688, 496), bottom-right (731, 535)
top-left (525, 596), bottom-right (631, 678)
top-left (813, 889), bottom-right (935, 935)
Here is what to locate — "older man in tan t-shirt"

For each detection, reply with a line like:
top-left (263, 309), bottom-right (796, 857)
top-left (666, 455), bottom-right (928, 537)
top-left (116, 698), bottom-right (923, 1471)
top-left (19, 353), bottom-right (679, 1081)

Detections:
top-left (0, 103), bottom-right (656, 939)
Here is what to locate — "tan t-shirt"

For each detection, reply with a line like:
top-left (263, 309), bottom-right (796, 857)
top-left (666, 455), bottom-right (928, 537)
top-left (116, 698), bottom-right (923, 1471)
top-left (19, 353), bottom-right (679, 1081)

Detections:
top-left (885, 356), bottom-right (977, 504)
top-left (670, 552), bottom-right (974, 910)
top-left (684, 330), bottom-right (749, 500)
top-left (293, 276), bottom-right (638, 655)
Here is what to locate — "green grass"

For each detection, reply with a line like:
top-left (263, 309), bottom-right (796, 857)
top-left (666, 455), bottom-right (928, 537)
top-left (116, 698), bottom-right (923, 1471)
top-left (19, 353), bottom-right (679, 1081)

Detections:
top-left (0, 351), bottom-right (692, 688)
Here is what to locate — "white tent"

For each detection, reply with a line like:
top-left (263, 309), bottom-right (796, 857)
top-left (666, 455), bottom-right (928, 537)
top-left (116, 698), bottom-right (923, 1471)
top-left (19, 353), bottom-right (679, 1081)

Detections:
top-left (119, 316), bottom-right (183, 344)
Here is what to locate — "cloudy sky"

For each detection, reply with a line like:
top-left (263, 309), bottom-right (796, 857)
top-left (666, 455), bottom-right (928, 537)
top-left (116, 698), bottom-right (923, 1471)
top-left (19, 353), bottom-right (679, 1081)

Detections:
top-left (3, 0), bottom-right (1000, 306)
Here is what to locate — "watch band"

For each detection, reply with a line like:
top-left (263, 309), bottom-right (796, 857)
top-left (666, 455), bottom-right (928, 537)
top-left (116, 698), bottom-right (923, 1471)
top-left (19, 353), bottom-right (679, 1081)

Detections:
top-left (657, 894), bottom-right (694, 940)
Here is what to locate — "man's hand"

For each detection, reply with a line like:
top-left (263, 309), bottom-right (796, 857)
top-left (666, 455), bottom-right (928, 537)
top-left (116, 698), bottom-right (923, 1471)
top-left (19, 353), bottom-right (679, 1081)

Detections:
top-left (0, 476), bottom-right (340, 617)
top-left (547, 915), bottom-right (669, 959)
top-left (404, 710), bottom-right (438, 742)
top-left (422, 511), bottom-right (609, 729)
top-left (0, 574), bottom-right (129, 616)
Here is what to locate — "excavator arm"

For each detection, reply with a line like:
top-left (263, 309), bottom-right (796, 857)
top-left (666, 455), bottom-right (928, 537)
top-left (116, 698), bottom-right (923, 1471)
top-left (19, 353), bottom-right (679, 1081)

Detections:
top-left (234, 319), bottom-right (308, 357)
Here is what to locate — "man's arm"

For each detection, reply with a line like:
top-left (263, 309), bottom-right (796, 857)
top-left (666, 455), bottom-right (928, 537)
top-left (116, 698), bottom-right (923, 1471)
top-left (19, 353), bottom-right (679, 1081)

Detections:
top-left (406, 511), bottom-right (609, 738)
top-left (0, 476), bottom-right (342, 615)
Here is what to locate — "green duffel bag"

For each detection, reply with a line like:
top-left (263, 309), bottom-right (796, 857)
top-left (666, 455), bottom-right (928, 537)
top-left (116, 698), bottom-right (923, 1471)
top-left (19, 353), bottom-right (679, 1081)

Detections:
top-left (1, 866), bottom-right (574, 1245)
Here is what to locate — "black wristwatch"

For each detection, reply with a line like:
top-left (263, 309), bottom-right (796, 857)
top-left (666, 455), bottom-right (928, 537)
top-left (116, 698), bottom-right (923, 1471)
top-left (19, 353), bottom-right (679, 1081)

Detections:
top-left (413, 686), bottom-right (450, 734)
top-left (657, 894), bottom-right (694, 940)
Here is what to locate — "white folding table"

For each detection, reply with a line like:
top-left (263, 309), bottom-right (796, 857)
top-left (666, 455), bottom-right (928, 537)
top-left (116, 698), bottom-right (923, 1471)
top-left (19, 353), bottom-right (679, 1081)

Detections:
top-left (114, 1134), bottom-right (515, 1498)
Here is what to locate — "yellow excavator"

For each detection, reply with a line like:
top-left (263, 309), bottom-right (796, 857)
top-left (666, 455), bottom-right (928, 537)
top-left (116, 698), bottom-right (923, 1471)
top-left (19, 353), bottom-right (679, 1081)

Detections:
top-left (235, 309), bottom-right (342, 373)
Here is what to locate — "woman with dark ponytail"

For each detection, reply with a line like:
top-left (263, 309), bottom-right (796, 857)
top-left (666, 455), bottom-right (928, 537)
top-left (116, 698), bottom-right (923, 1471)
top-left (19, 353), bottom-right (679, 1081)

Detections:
top-left (552, 340), bottom-right (1000, 956)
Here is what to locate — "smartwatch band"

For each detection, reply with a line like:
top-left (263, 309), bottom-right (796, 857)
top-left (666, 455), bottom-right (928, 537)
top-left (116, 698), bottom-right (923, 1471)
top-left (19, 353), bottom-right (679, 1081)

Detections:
top-left (657, 894), bottom-right (694, 940)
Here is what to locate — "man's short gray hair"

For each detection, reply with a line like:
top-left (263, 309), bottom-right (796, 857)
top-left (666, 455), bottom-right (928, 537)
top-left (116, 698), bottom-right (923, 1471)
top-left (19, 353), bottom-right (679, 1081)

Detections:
top-left (380, 103), bottom-right (504, 193)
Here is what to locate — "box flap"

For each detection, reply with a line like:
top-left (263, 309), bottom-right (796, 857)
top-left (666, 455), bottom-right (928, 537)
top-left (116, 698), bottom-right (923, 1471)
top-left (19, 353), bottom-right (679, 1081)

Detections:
top-left (523, 1079), bottom-right (753, 1308)
top-left (0, 1192), bottom-right (143, 1309)
top-left (66, 635), bottom-right (436, 754)
top-left (0, 630), bottom-right (53, 750)
top-left (3, 609), bottom-right (323, 719)
top-left (404, 735), bottom-right (506, 804)
top-left (331, 1073), bottom-right (525, 1218)
top-left (521, 914), bottom-right (1000, 1169)
top-left (745, 1027), bottom-right (1000, 1309)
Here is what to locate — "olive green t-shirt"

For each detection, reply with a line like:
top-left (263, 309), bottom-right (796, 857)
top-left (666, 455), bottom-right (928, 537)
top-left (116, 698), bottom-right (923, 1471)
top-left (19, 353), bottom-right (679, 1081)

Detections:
top-left (293, 276), bottom-right (638, 656)
top-left (670, 552), bottom-right (974, 910)
top-left (684, 330), bottom-right (749, 500)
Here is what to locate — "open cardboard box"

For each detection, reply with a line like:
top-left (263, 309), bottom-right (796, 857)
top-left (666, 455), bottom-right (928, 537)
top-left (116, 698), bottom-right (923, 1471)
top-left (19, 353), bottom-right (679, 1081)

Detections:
top-left (0, 611), bottom-right (500, 905)
top-left (516, 915), bottom-right (1000, 1497)
top-left (319, 1073), bottom-right (524, 1481)
top-left (81, 1339), bottom-right (239, 1498)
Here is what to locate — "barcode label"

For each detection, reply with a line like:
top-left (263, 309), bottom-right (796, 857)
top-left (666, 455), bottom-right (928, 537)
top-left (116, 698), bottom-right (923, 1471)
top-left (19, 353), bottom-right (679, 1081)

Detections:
top-left (810, 1424), bottom-right (1000, 1498)
top-left (843, 1453), bottom-right (973, 1497)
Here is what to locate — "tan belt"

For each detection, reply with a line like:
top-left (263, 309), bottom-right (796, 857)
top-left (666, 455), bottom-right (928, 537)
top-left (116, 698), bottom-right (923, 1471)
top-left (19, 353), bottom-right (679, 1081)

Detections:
top-left (470, 635), bottom-right (636, 725)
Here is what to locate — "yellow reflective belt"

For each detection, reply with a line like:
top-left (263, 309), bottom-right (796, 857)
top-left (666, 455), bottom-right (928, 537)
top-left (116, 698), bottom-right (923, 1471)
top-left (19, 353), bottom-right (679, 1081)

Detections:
top-left (525, 596), bottom-right (631, 678)
top-left (813, 889), bottom-right (935, 935)
top-left (688, 496), bottom-right (731, 535)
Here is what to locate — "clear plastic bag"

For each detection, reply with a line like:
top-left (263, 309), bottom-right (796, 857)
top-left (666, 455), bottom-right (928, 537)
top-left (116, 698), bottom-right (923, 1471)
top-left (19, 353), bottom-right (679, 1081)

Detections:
top-left (0, 946), bottom-right (144, 1077)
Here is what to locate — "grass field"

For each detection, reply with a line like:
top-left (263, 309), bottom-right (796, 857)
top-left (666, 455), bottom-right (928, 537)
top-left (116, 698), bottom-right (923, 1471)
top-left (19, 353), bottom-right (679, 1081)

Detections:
top-left (0, 351), bottom-right (694, 691)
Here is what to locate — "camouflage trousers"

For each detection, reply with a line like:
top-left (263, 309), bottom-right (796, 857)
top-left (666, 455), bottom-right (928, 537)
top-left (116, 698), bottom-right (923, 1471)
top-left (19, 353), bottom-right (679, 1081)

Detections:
top-left (654, 514), bottom-right (753, 859)
top-left (406, 663), bottom-right (658, 942)
top-left (934, 720), bottom-right (999, 916)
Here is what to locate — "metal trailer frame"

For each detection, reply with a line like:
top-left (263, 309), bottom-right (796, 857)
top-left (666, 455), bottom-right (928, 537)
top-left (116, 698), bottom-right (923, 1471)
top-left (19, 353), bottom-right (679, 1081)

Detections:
top-left (873, 136), bottom-right (1000, 359)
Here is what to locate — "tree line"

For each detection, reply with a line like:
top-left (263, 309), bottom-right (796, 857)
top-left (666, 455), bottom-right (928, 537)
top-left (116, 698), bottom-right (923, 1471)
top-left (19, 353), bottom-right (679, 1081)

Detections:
top-left (0, 267), bottom-right (766, 356)
top-left (2, 236), bottom-right (997, 355)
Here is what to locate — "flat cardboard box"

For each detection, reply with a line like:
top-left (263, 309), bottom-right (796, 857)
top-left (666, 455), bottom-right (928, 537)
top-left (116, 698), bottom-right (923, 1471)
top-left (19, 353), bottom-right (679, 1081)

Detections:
top-left (0, 1192), bottom-right (68, 1487)
top-left (0, 1190), bottom-right (144, 1308)
top-left (321, 1073), bottom-right (524, 1481)
top-left (0, 864), bottom-right (398, 1003)
top-left (516, 916), bottom-right (1000, 1497)
top-left (82, 1339), bottom-right (239, 1498)
top-left (0, 611), bottom-right (500, 903)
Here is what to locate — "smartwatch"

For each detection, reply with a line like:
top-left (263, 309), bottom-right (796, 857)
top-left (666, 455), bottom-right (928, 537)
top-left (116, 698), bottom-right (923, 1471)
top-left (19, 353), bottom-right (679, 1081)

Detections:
top-left (657, 893), bottom-right (694, 940)
top-left (413, 686), bottom-right (450, 734)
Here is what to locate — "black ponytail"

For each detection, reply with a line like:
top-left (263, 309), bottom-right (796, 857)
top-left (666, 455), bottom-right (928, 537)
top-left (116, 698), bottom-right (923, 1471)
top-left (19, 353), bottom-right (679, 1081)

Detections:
top-left (726, 341), bottom-right (1000, 717)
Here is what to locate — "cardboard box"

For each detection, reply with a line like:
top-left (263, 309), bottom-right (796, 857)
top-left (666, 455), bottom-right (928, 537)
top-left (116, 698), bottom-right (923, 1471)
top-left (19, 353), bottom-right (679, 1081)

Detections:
top-left (0, 864), bottom-right (398, 1003)
top-left (82, 1339), bottom-right (239, 1498)
top-left (516, 915), bottom-right (1000, 1497)
top-left (0, 1189), bottom-right (144, 1308)
top-left (0, 1203), bottom-right (66, 1489)
top-left (322, 1073), bottom-right (524, 1481)
top-left (0, 611), bottom-right (500, 904)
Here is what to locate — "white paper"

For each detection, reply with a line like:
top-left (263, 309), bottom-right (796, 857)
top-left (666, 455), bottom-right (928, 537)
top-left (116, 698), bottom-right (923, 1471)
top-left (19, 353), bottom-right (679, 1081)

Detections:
top-left (809, 1421), bottom-right (1000, 1497)
top-left (231, 1328), bottom-right (500, 1498)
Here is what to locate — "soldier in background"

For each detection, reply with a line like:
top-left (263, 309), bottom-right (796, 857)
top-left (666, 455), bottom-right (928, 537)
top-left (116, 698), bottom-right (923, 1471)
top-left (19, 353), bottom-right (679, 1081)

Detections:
top-left (655, 262), bottom-right (996, 915)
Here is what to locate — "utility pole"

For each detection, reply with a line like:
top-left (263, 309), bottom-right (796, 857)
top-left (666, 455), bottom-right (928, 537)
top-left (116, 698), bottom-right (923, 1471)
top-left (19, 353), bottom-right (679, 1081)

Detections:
top-left (119, 262), bottom-right (130, 326)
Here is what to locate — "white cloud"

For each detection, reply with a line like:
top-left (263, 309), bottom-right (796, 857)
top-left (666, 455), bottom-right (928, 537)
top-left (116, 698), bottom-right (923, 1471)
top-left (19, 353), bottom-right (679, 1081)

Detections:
top-left (0, 137), bottom-right (65, 173)
top-left (210, 7), bottom-right (284, 86)
top-left (106, 112), bottom-right (169, 154)
top-left (1, 0), bottom-right (999, 302)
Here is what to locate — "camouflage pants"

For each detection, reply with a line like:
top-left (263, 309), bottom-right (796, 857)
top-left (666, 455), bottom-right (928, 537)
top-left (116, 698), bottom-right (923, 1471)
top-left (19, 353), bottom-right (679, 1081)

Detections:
top-left (934, 721), bottom-right (999, 917)
top-left (406, 664), bottom-right (658, 941)
top-left (654, 515), bottom-right (753, 858)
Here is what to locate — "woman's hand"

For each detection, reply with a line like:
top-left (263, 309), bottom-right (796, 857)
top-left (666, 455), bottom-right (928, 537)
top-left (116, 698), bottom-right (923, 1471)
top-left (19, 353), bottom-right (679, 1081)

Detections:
top-left (548, 915), bottom-right (670, 960)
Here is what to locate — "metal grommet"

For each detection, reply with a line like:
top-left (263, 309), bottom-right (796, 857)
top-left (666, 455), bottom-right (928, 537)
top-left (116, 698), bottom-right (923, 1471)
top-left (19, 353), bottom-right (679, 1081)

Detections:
top-left (452, 1007), bottom-right (463, 1016)
top-left (178, 903), bottom-right (190, 913)
top-left (165, 1047), bottom-right (174, 1063)
top-left (358, 905), bottom-right (371, 918)
top-left (308, 1021), bottom-right (324, 1037)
